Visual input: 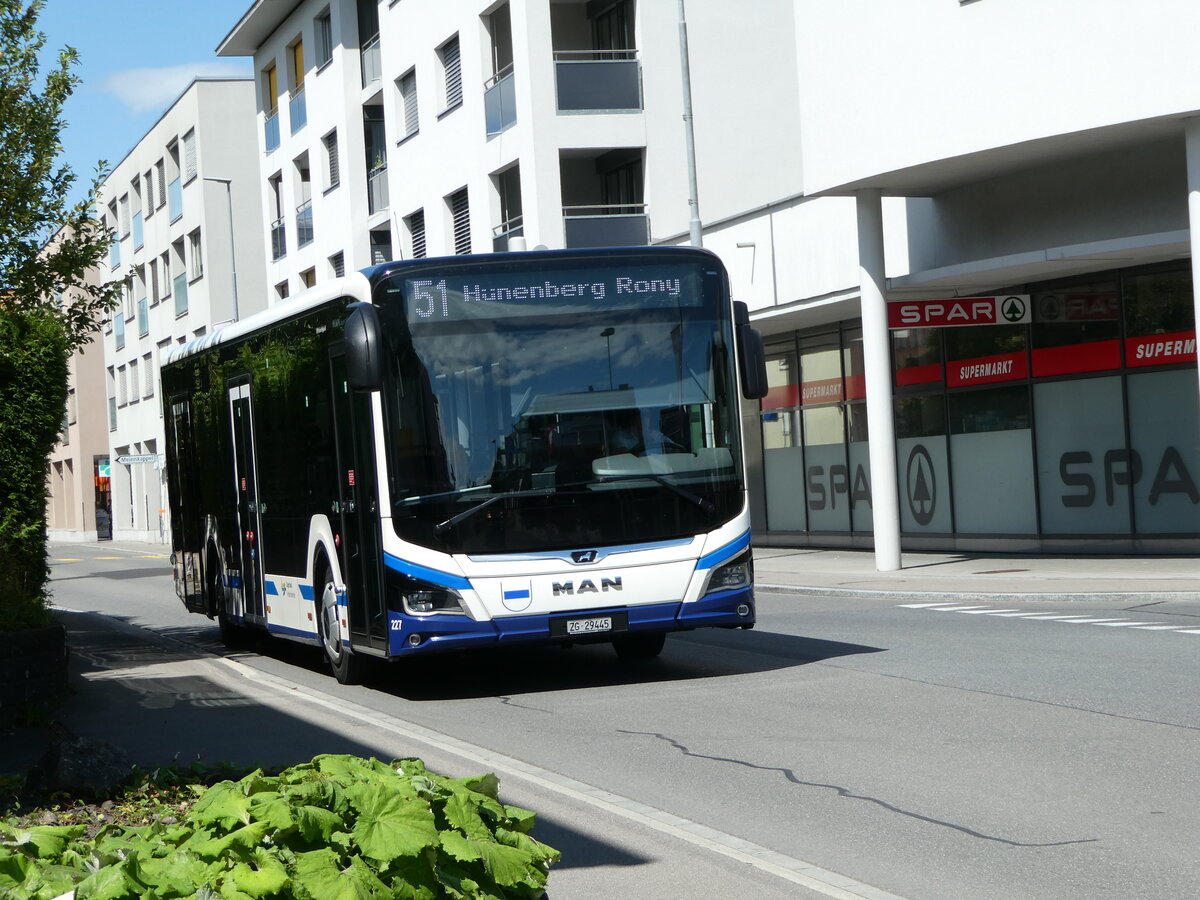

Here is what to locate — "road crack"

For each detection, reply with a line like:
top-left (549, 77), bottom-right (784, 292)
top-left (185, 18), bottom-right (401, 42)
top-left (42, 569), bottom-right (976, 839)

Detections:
top-left (618, 729), bottom-right (1097, 848)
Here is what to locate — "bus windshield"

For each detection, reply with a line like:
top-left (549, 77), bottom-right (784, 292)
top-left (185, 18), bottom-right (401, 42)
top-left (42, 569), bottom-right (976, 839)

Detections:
top-left (376, 255), bottom-right (744, 554)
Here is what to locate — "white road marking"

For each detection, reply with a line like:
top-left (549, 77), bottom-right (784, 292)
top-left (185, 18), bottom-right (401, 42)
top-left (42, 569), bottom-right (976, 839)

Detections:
top-left (900, 605), bottom-right (1194, 635)
top-left (898, 602), bottom-right (957, 608)
top-left (1179, 630), bottom-right (1200, 635)
top-left (1132, 625), bottom-right (1183, 631)
top-left (1094, 621), bottom-right (1157, 627)
top-left (210, 657), bottom-right (910, 900)
top-left (930, 605), bottom-right (989, 612)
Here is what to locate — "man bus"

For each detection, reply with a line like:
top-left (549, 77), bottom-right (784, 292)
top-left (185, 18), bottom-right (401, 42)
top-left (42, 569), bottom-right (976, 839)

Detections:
top-left (162, 246), bottom-right (767, 683)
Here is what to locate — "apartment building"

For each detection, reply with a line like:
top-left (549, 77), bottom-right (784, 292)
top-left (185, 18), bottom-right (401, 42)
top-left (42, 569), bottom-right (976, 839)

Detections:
top-left (217, 0), bottom-right (804, 286)
top-left (45, 227), bottom-right (109, 542)
top-left (97, 77), bottom-right (267, 544)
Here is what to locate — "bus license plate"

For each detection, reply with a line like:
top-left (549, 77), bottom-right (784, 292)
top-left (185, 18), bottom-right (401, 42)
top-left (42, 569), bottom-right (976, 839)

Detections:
top-left (566, 616), bottom-right (613, 635)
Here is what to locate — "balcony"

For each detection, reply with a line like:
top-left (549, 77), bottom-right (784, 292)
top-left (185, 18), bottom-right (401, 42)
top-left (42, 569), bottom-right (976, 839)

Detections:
top-left (563, 204), bottom-right (649, 248)
top-left (264, 109), bottom-right (280, 152)
top-left (492, 216), bottom-right (524, 252)
top-left (168, 177), bottom-right (182, 222)
top-left (555, 50), bottom-right (641, 112)
top-left (289, 86), bottom-right (307, 134)
top-left (484, 64), bottom-right (516, 137)
top-left (360, 34), bottom-right (381, 88)
top-left (296, 200), bottom-right (313, 247)
top-left (173, 273), bottom-right (189, 316)
top-left (367, 165), bottom-right (388, 215)
top-left (132, 212), bottom-right (144, 250)
top-left (270, 216), bottom-right (287, 260)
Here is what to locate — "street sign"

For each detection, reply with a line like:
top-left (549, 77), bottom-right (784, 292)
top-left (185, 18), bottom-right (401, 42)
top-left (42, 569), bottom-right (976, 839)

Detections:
top-left (888, 295), bottom-right (1031, 329)
top-left (117, 454), bottom-right (164, 466)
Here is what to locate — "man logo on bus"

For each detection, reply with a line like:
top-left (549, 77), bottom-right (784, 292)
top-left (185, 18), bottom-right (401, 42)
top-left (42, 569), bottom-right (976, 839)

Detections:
top-left (572, 550), bottom-right (599, 564)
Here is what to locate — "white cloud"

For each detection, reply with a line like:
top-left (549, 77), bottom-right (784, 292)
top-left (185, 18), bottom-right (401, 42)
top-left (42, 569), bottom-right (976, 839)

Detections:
top-left (101, 61), bottom-right (250, 115)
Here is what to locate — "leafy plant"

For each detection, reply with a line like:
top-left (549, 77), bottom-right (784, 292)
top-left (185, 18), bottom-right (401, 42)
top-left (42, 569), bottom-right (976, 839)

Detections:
top-left (0, 754), bottom-right (558, 899)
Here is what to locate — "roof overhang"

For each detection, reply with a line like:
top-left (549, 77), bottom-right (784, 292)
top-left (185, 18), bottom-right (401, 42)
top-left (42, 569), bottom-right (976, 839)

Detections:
top-left (809, 112), bottom-right (1200, 199)
top-left (217, 0), bottom-right (305, 57)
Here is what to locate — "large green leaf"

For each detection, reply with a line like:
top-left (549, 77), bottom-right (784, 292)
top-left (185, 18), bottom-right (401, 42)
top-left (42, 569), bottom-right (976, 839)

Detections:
top-left (8, 825), bottom-right (87, 860)
top-left (439, 830), bottom-right (538, 887)
top-left (292, 849), bottom-right (390, 900)
top-left (296, 805), bottom-right (347, 844)
top-left (189, 822), bottom-right (270, 862)
top-left (248, 791), bottom-right (297, 832)
top-left (229, 851), bottom-right (289, 898)
top-left (190, 782), bottom-right (255, 830)
top-left (441, 791), bottom-right (491, 840)
top-left (349, 791), bottom-right (440, 863)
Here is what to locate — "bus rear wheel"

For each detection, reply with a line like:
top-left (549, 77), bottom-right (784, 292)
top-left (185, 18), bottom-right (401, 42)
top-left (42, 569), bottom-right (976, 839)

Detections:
top-left (317, 562), bottom-right (363, 685)
top-left (612, 632), bottom-right (666, 660)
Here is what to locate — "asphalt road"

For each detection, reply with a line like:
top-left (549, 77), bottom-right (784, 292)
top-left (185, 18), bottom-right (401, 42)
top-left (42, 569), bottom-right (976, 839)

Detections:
top-left (47, 543), bottom-right (1200, 899)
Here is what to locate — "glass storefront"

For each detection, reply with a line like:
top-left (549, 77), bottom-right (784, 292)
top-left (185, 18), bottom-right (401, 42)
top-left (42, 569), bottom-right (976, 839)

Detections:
top-left (758, 262), bottom-right (1200, 547)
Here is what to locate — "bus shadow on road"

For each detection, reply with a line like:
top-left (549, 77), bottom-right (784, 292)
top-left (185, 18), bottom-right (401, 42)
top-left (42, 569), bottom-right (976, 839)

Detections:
top-left (355, 629), bottom-right (885, 701)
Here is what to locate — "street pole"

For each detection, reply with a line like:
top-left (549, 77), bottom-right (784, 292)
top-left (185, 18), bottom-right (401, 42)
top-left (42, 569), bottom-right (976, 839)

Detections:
top-left (203, 177), bottom-right (239, 321)
top-left (678, 0), bottom-right (702, 247)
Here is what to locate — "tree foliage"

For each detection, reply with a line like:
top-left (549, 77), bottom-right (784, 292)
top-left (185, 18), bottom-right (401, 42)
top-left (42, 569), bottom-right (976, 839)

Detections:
top-left (0, 0), bottom-right (120, 629)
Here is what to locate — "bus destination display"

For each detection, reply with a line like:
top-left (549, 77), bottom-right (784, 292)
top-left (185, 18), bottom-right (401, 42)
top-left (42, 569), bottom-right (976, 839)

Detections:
top-left (388, 264), bottom-right (708, 322)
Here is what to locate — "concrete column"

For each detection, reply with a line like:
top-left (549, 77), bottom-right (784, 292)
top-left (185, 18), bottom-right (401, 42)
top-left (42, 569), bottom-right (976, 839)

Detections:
top-left (1184, 120), bottom-right (1200, 407)
top-left (856, 190), bottom-right (901, 571)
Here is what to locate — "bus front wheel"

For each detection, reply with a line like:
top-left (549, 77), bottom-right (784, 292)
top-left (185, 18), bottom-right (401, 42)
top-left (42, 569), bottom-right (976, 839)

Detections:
top-left (612, 632), bottom-right (666, 660)
top-left (317, 563), bottom-right (363, 685)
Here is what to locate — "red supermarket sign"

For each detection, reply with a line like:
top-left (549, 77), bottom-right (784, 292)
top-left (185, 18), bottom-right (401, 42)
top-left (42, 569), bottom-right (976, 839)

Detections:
top-left (888, 295), bottom-right (1031, 329)
top-left (947, 351), bottom-right (1028, 387)
top-left (1126, 331), bottom-right (1197, 368)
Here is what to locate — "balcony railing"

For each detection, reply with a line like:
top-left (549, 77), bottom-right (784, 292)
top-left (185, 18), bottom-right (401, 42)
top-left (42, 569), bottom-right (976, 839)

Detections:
top-left (484, 64), bottom-right (516, 137)
top-left (168, 177), bottom-right (182, 222)
top-left (264, 109), bottom-right (280, 152)
top-left (492, 216), bottom-right (524, 252)
top-left (270, 216), bottom-right (287, 260)
top-left (132, 212), bottom-right (144, 250)
top-left (296, 200), bottom-right (313, 247)
top-left (289, 86), bottom-right (307, 134)
top-left (555, 50), bottom-right (642, 112)
top-left (563, 203), bottom-right (649, 248)
top-left (367, 165), bottom-right (388, 215)
top-left (173, 273), bottom-right (189, 316)
top-left (361, 34), bottom-right (381, 88)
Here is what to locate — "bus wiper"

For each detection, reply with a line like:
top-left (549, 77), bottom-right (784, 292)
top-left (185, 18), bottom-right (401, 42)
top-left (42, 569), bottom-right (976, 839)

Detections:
top-left (596, 473), bottom-right (716, 516)
top-left (433, 486), bottom-right (560, 535)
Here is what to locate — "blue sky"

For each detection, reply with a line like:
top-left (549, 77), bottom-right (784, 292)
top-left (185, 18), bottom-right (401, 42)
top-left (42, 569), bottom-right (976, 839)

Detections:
top-left (39, 0), bottom-right (254, 208)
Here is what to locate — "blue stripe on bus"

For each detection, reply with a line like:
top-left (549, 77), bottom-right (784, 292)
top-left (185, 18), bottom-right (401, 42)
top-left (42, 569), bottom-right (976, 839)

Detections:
top-left (299, 584), bottom-right (315, 601)
top-left (383, 553), bottom-right (472, 592)
top-left (264, 581), bottom-right (279, 595)
top-left (695, 531), bottom-right (751, 571)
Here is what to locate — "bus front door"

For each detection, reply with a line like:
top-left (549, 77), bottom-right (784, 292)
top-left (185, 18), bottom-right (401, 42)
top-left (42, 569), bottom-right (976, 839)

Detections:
top-left (329, 352), bottom-right (386, 653)
top-left (228, 383), bottom-right (266, 624)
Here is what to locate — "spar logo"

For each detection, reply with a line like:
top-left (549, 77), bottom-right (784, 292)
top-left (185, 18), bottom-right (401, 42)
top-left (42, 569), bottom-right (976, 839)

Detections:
top-left (888, 295), bottom-right (1031, 329)
top-left (906, 445), bottom-right (936, 526)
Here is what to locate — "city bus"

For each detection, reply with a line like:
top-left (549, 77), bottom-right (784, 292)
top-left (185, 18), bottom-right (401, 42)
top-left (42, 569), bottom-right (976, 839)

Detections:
top-left (161, 246), bottom-right (767, 683)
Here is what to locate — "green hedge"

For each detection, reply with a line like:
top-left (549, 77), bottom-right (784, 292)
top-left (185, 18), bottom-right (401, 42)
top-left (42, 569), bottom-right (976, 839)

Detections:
top-left (0, 305), bottom-right (70, 632)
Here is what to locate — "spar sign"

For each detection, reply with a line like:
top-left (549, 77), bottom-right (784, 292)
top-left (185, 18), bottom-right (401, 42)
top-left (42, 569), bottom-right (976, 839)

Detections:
top-left (888, 295), bottom-right (1031, 329)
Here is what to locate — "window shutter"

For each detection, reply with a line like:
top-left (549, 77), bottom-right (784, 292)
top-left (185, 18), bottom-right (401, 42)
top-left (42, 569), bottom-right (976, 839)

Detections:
top-left (323, 131), bottom-right (340, 187)
top-left (409, 210), bottom-right (426, 258)
top-left (450, 189), bottom-right (470, 255)
top-left (400, 71), bottom-right (418, 136)
top-left (442, 37), bottom-right (462, 109)
top-left (183, 131), bottom-right (197, 181)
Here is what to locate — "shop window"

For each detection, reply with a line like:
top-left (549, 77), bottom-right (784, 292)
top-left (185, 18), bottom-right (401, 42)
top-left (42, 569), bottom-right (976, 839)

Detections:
top-left (944, 324), bottom-right (1027, 388)
top-left (802, 405), bottom-right (850, 533)
top-left (1030, 279), bottom-right (1121, 377)
top-left (893, 327), bottom-right (943, 387)
top-left (949, 385), bottom-right (1036, 534)
top-left (1127, 370), bottom-right (1200, 534)
top-left (1122, 266), bottom-right (1196, 370)
top-left (1034, 376), bottom-right (1128, 535)
top-left (760, 348), bottom-right (805, 531)
top-left (895, 394), bottom-right (951, 534)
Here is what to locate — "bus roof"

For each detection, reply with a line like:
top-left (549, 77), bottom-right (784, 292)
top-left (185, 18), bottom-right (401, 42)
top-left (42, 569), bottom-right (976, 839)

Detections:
top-left (161, 272), bottom-right (371, 368)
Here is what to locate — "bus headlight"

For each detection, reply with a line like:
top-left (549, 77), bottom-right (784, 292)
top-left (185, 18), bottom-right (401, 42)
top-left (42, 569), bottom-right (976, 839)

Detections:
top-left (389, 573), bottom-right (467, 616)
top-left (702, 550), bottom-right (752, 597)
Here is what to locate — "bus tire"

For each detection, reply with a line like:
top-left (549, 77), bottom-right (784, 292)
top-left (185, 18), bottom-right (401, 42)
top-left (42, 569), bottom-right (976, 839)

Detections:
top-left (612, 632), bottom-right (666, 660)
top-left (316, 558), bottom-right (363, 685)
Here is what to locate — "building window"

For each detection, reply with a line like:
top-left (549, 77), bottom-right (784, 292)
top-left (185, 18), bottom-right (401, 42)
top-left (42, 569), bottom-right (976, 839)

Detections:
top-left (159, 251), bottom-right (171, 300)
top-left (301, 267), bottom-right (316, 288)
top-left (322, 129), bottom-right (340, 189)
top-left (448, 188), bottom-right (470, 255)
top-left (329, 251), bottom-right (345, 278)
top-left (143, 169), bottom-right (155, 216)
top-left (128, 358), bottom-right (139, 404)
top-left (183, 129), bottom-right (197, 183)
top-left (119, 194), bottom-right (130, 236)
top-left (118, 365), bottom-right (128, 407)
top-left (406, 209), bottom-right (426, 259)
top-left (370, 228), bottom-right (392, 264)
top-left (397, 69), bottom-right (418, 140)
top-left (172, 238), bottom-right (188, 316)
top-left (143, 352), bottom-right (154, 398)
top-left (155, 159), bottom-right (166, 209)
top-left (188, 229), bottom-right (203, 280)
top-left (439, 35), bottom-right (462, 113)
top-left (148, 258), bottom-right (158, 304)
top-left (289, 38), bottom-right (307, 134)
top-left (315, 8), bottom-right (333, 68)
top-left (276, 280), bottom-right (290, 301)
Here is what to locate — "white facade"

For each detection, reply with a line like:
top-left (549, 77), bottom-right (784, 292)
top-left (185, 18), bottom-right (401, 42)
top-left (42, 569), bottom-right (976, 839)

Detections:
top-left (97, 77), bottom-right (267, 544)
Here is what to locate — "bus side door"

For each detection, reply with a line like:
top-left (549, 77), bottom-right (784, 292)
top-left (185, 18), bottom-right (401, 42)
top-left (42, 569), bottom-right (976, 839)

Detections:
top-left (228, 382), bottom-right (266, 623)
top-left (166, 396), bottom-right (204, 613)
top-left (329, 352), bottom-right (386, 653)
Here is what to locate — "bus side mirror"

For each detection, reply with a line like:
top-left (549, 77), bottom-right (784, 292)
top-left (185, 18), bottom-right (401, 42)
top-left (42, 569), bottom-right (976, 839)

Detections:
top-left (734, 301), bottom-right (768, 400)
top-left (345, 303), bottom-right (384, 391)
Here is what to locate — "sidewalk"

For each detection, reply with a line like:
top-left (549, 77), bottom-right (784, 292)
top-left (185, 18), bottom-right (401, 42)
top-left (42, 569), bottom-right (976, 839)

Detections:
top-left (753, 546), bottom-right (1200, 601)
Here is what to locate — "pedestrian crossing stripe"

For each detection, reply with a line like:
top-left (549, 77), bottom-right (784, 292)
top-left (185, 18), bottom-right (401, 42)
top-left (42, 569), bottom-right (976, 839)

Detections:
top-left (900, 603), bottom-right (1193, 634)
